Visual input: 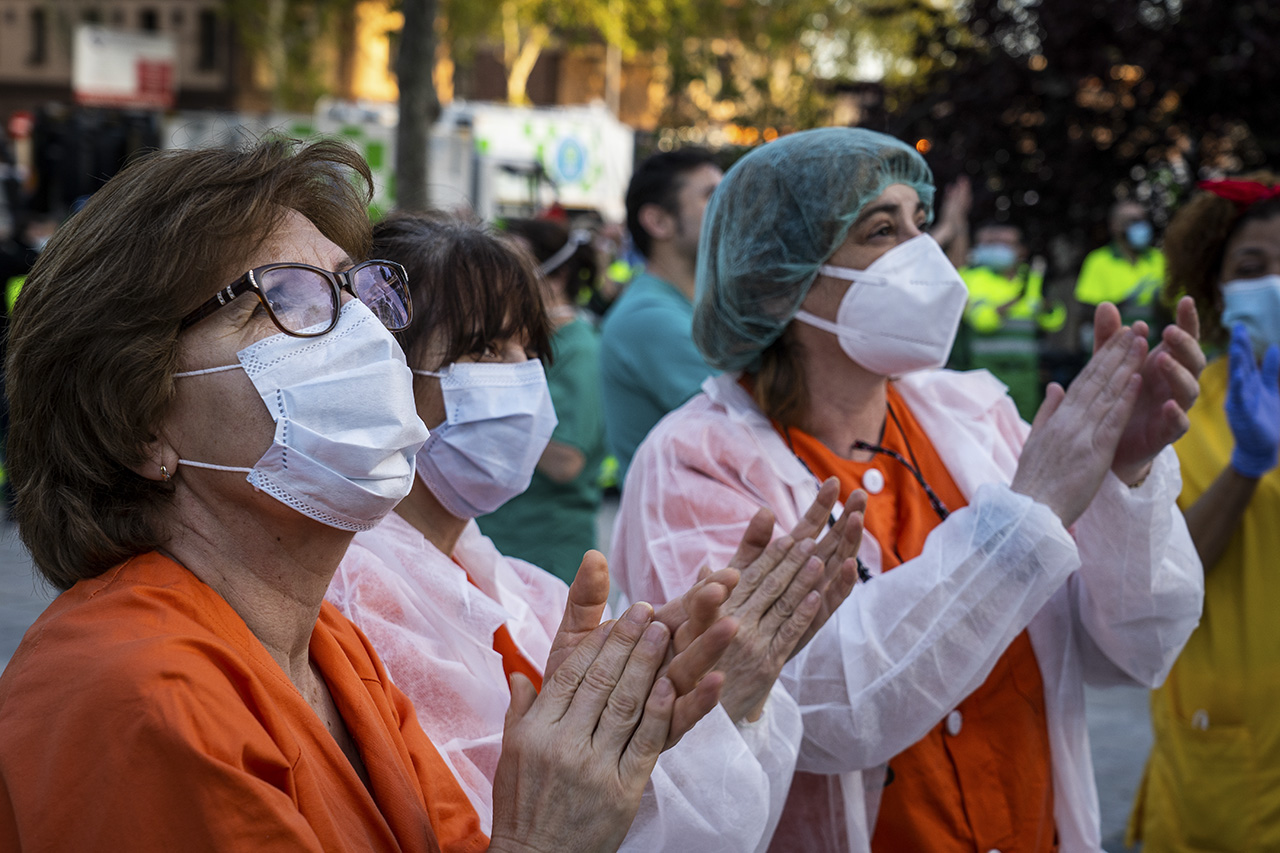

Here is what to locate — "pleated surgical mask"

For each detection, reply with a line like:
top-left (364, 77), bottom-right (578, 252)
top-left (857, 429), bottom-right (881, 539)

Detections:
top-left (413, 359), bottom-right (558, 520)
top-left (793, 233), bottom-right (969, 376)
top-left (173, 300), bottom-right (429, 531)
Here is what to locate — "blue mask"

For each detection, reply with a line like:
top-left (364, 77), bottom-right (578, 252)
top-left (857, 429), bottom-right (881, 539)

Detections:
top-left (1222, 275), bottom-right (1280, 358)
top-left (1125, 221), bottom-right (1153, 250)
top-left (969, 243), bottom-right (1018, 272)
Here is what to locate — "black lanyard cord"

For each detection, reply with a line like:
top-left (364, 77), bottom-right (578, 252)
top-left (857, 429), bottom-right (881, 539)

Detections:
top-left (783, 425), bottom-right (873, 583)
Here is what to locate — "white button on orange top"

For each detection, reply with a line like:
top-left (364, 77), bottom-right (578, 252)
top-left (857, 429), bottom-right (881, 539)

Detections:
top-left (945, 709), bottom-right (963, 736)
top-left (862, 467), bottom-right (885, 494)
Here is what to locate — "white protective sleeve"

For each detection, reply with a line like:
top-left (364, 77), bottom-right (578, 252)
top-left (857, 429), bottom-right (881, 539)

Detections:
top-left (328, 519), bottom-right (798, 852)
top-left (623, 683), bottom-right (802, 853)
top-left (781, 483), bottom-right (1081, 773)
top-left (1066, 445), bottom-right (1204, 688)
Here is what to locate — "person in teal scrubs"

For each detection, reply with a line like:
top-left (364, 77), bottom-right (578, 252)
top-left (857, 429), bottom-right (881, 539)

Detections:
top-left (601, 149), bottom-right (723, 483)
top-left (477, 218), bottom-right (607, 582)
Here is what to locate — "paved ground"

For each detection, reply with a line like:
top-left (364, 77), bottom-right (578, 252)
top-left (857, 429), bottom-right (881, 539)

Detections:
top-left (0, 507), bottom-right (1149, 850)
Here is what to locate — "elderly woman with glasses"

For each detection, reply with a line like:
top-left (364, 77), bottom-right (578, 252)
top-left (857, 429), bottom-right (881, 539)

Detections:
top-left (0, 140), bottom-right (741, 852)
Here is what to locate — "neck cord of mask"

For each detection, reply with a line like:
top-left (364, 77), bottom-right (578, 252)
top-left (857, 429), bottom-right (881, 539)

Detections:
top-left (781, 425), bottom-right (873, 584)
top-left (851, 401), bottom-right (951, 523)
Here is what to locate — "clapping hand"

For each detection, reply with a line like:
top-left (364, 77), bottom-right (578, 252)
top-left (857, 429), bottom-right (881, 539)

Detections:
top-left (1094, 297), bottom-right (1205, 485)
top-left (1011, 323), bottom-right (1146, 526)
top-left (707, 478), bottom-right (867, 723)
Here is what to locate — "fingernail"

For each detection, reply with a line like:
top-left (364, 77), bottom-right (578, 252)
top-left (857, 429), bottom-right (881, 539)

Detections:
top-left (798, 538), bottom-right (816, 555)
top-left (625, 602), bottom-right (653, 624)
top-left (642, 623), bottom-right (668, 647)
top-left (651, 677), bottom-right (674, 701)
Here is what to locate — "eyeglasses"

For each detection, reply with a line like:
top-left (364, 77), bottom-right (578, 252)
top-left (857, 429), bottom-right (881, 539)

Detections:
top-left (179, 260), bottom-right (412, 337)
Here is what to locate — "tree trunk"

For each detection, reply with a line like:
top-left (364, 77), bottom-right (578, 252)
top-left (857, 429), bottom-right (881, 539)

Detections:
top-left (396, 0), bottom-right (440, 211)
top-left (506, 23), bottom-right (551, 106)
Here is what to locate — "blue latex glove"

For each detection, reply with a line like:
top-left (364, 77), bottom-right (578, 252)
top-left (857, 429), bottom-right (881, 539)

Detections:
top-left (1226, 322), bottom-right (1280, 478)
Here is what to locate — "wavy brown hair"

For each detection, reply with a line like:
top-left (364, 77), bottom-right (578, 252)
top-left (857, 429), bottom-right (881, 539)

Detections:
top-left (1164, 169), bottom-right (1280, 347)
top-left (8, 138), bottom-right (373, 589)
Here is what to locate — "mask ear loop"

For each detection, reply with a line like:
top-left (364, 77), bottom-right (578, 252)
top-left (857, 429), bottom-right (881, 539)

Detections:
top-left (174, 364), bottom-right (241, 378)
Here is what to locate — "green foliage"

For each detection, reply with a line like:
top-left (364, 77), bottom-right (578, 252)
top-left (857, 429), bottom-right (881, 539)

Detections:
top-left (653, 0), bottom-right (963, 131)
top-left (887, 0), bottom-right (1280, 257)
top-left (225, 0), bottom-right (361, 112)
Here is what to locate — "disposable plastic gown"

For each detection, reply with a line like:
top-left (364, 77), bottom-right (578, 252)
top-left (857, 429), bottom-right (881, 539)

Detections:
top-left (327, 511), bottom-right (803, 852)
top-left (610, 370), bottom-right (1204, 852)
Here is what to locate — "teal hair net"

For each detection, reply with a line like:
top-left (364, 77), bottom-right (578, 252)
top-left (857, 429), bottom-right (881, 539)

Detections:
top-left (693, 127), bottom-right (936, 371)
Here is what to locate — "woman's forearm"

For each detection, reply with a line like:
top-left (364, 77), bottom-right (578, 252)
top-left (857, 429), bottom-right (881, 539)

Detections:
top-left (1182, 464), bottom-right (1259, 570)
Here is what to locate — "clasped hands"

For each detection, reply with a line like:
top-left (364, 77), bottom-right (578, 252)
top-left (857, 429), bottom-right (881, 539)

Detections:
top-left (489, 481), bottom-right (866, 853)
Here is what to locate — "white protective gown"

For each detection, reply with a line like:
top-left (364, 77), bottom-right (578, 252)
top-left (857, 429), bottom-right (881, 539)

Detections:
top-left (610, 369), bottom-right (1204, 852)
top-left (327, 511), bottom-right (803, 853)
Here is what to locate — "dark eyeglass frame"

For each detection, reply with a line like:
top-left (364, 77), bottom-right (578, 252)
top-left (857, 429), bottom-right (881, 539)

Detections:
top-left (178, 259), bottom-right (411, 338)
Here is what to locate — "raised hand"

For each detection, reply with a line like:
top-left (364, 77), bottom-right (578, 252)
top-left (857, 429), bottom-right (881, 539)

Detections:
top-left (1011, 324), bottom-right (1146, 526)
top-left (1226, 322), bottom-right (1280, 478)
top-left (707, 480), bottom-right (866, 723)
top-left (543, 550), bottom-right (738, 750)
top-left (1094, 297), bottom-right (1205, 484)
top-left (490, 604), bottom-right (679, 853)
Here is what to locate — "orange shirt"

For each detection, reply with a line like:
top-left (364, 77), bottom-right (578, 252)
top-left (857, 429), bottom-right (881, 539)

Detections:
top-left (781, 385), bottom-right (1057, 853)
top-left (0, 552), bottom-right (487, 852)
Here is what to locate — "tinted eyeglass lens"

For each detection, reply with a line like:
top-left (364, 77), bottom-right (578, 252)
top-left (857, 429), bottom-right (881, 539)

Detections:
top-left (258, 266), bottom-right (339, 335)
top-left (351, 262), bottom-right (410, 331)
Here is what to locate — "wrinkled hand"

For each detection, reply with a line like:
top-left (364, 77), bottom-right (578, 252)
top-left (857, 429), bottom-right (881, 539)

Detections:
top-left (1226, 322), bottom-right (1280, 478)
top-left (543, 551), bottom-right (738, 749)
top-left (1011, 324), bottom-right (1145, 526)
top-left (709, 479), bottom-right (866, 723)
top-left (491, 604), bottom-right (678, 853)
top-left (1094, 297), bottom-right (1205, 484)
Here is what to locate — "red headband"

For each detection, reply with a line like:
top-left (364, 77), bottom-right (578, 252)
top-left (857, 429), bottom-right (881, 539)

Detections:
top-left (1197, 179), bottom-right (1280, 207)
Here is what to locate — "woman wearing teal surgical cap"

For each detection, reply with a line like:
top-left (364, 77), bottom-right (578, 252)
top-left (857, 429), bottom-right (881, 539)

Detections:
top-left (610, 127), bottom-right (1206, 852)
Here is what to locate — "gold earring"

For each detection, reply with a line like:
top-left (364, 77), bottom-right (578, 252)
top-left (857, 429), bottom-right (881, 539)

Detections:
top-left (160, 464), bottom-right (171, 482)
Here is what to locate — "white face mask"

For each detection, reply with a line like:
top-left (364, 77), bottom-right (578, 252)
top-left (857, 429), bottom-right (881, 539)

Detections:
top-left (413, 359), bottom-right (559, 520)
top-left (174, 300), bottom-right (429, 531)
top-left (1222, 275), bottom-right (1280, 358)
top-left (793, 233), bottom-right (969, 376)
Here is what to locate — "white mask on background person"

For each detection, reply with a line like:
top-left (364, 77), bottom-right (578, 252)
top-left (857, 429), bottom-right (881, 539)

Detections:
top-left (1222, 275), bottom-right (1280, 358)
top-left (413, 359), bottom-right (559, 520)
top-left (793, 233), bottom-right (969, 376)
top-left (173, 299), bottom-right (429, 531)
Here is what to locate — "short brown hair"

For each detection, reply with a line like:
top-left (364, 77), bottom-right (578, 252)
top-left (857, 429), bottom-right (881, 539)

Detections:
top-left (1164, 170), bottom-right (1280, 347)
top-left (8, 138), bottom-right (373, 590)
top-left (371, 211), bottom-right (552, 367)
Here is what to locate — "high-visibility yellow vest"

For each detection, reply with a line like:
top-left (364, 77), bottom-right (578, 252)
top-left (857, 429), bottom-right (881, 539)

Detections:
top-left (1074, 245), bottom-right (1165, 324)
top-left (6, 274), bottom-right (23, 314)
top-left (960, 264), bottom-right (1065, 340)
